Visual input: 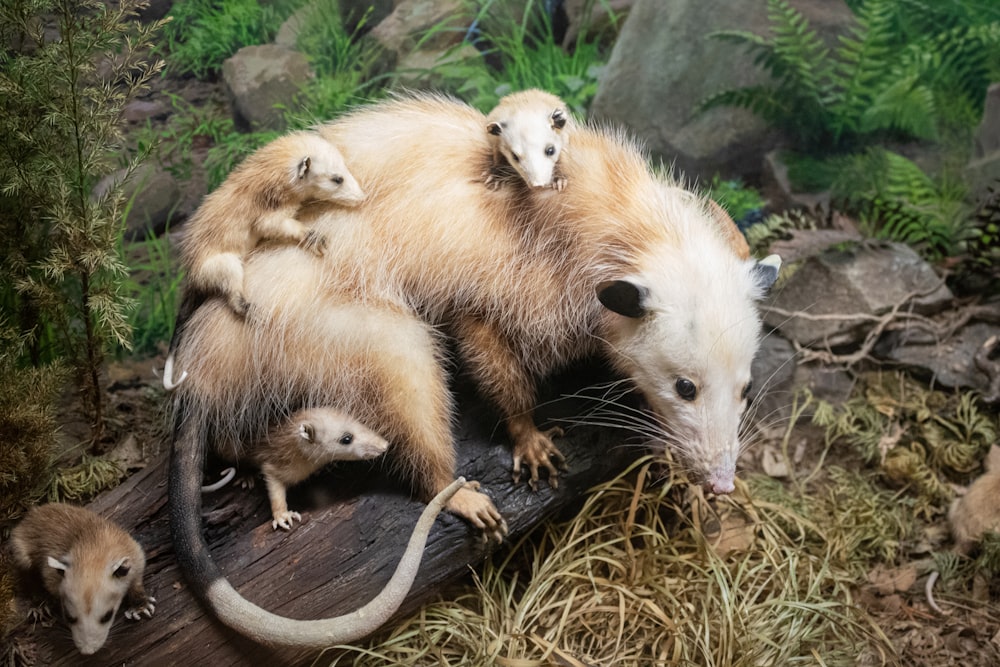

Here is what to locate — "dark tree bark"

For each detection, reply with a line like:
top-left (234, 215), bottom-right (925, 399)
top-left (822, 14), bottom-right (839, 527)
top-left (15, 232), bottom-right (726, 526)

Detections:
top-left (22, 365), bottom-right (644, 666)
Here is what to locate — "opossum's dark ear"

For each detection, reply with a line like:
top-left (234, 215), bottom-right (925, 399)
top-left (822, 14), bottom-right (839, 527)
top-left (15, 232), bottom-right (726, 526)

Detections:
top-left (47, 556), bottom-right (69, 573)
top-left (112, 557), bottom-right (131, 578)
top-left (752, 254), bottom-right (782, 294)
top-left (597, 280), bottom-right (648, 318)
top-left (487, 122), bottom-right (503, 136)
top-left (551, 108), bottom-right (567, 130)
top-left (297, 156), bottom-right (312, 179)
top-left (301, 422), bottom-right (316, 443)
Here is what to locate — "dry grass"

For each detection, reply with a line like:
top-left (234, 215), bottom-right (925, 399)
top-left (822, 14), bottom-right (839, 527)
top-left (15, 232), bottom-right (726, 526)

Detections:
top-left (323, 457), bottom-right (896, 667)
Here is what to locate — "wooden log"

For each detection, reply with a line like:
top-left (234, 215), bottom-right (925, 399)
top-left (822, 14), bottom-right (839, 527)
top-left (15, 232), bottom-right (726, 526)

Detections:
top-left (20, 366), bottom-right (644, 665)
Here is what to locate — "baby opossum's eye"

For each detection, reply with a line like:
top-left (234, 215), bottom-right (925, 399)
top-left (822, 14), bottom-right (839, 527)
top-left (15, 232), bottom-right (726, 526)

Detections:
top-left (66, 612), bottom-right (78, 625)
top-left (545, 145), bottom-right (555, 157)
top-left (511, 153), bottom-right (521, 163)
top-left (331, 175), bottom-right (344, 185)
top-left (339, 433), bottom-right (354, 445)
top-left (675, 378), bottom-right (698, 401)
top-left (742, 381), bottom-right (753, 401)
top-left (100, 609), bottom-right (114, 624)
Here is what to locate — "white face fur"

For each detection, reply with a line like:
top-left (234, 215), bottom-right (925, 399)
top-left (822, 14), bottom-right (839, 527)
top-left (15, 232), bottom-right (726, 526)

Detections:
top-left (48, 554), bottom-right (133, 655)
top-left (488, 107), bottom-right (568, 188)
top-left (599, 243), bottom-right (779, 495)
top-left (293, 140), bottom-right (366, 207)
top-left (295, 409), bottom-right (389, 461)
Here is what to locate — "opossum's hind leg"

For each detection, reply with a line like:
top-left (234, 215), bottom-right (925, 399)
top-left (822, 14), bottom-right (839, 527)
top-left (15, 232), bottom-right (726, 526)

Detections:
top-left (454, 318), bottom-right (566, 490)
top-left (195, 253), bottom-right (250, 317)
top-left (374, 321), bottom-right (506, 540)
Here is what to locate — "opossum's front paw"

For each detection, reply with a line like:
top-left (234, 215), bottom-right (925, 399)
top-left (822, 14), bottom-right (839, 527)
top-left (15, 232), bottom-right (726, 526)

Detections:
top-left (512, 426), bottom-right (567, 491)
top-left (272, 510), bottom-right (302, 531)
top-left (552, 175), bottom-right (568, 191)
top-left (446, 483), bottom-right (507, 543)
top-left (124, 596), bottom-right (156, 621)
top-left (483, 170), bottom-right (502, 191)
top-left (302, 229), bottom-right (327, 256)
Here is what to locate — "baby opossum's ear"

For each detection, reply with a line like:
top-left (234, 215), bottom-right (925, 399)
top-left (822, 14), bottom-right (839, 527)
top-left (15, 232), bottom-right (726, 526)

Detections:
top-left (299, 422), bottom-right (316, 443)
top-left (751, 254), bottom-right (782, 295)
top-left (551, 108), bottom-right (567, 130)
top-left (111, 556), bottom-right (132, 578)
top-left (297, 155), bottom-right (312, 179)
top-left (47, 556), bottom-right (70, 573)
top-left (597, 280), bottom-right (649, 319)
top-left (487, 122), bottom-right (503, 136)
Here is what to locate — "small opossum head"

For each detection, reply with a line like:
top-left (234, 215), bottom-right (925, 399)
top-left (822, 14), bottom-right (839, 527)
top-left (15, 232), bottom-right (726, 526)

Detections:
top-left (293, 407), bottom-right (389, 462)
top-left (487, 96), bottom-right (570, 188)
top-left (46, 553), bottom-right (138, 655)
top-left (293, 135), bottom-right (366, 207)
top-left (599, 203), bottom-right (780, 494)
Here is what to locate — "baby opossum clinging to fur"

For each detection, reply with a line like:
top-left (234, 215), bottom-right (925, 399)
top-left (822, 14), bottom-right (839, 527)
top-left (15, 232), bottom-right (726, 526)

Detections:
top-left (167, 93), bottom-right (780, 649)
top-left (10, 503), bottom-right (155, 655)
top-left (252, 407), bottom-right (390, 530)
top-left (162, 130), bottom-right (365, 390)
top-left (485, 89), bottom-right (572, 190)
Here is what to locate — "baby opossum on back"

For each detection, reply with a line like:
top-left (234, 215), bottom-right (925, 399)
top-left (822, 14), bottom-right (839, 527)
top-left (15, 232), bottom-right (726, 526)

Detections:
top-left (162, 131), bottom-right (365, 390)
top-left (252, 407), bottom-right (390, 530)
top-left (10, 503), bottom-right (155, 655)
top-left (485, 89), bottom-right (571, 190)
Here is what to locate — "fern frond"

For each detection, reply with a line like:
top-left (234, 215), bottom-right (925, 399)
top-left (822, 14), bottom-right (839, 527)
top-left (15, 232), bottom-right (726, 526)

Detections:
top-left (859, 75), bottom-right (937, 139)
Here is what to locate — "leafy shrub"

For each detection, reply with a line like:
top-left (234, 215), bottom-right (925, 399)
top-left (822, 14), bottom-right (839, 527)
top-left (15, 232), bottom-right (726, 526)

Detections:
top-left (705, 176), bottom-right (767, 224)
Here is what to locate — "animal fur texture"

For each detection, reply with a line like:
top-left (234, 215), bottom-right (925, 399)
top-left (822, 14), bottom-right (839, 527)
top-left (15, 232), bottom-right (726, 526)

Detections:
top-left (252, 407), bottom-right (390, 530)
top-left (485, 89), bottom-right (571, 190)
top-left (11, 503), bottom-right (155, 655)
top-left (167, 92), bottom-right (778, 648)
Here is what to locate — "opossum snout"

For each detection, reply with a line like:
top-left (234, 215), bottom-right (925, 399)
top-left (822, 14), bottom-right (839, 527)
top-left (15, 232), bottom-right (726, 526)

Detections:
top-left (703, 471), bottom-right (736, 496)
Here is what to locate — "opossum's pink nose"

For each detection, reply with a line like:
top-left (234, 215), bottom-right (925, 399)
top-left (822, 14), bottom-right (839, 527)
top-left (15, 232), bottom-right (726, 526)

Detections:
top-left (704, 476), bottom-right (735, 495)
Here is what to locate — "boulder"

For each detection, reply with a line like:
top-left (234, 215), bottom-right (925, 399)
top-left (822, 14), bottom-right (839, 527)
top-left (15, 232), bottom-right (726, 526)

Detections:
top-left (877, 322), bottom-right (1000, 396)
top-left (94, 163), bottom-right (182, 240)
top-left (973, 83), bottom-right (1000, 159)
top-left (590, 0), bottom-right (853, 183)
top-left (763, 242), bottom-right (952, 347)
top-left (561, 0), bottom-right (633, 47)
top-left (366, 0), bottom-right (468, 73)
top-left (222, 44), bottom-right (313, 132)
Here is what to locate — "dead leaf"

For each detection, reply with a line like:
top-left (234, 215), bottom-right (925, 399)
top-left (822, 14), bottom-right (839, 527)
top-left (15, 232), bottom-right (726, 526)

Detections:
top-left (867, 564), bottom-right (918, 595)
top-left (760, 445), bottom-right (789, 478)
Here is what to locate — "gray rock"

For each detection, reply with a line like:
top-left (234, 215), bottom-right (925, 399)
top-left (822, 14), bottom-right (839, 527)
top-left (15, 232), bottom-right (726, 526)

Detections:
top-left (763, 242), bottom-right (953, 347)
top-left (877, 322), bottom-right (1000, 395)
top-left (394, 44), bottom-right (482, 91)
top-left (276, 0), bottom-right (395, 48)
top-left (562, 0), bottom-right (633, 48)
top-left (222, 44), bottom-right (313, 132)
top-left (123, 98), bottom-right (168, 125)
top-left (973, 83), bottom-right (1000, 159)
top-left (965, 150), bottom-right (1000, 204)
top-left (95, 163), bottom-right (182, 239)
top-left (750, 331), bottom-right (798, 423)
top-left (590, 0), bottom-right (853, 183)
top-left (366, 0), bottom-right (467, 73)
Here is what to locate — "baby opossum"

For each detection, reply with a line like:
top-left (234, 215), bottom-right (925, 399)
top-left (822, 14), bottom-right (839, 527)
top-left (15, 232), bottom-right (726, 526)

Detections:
top-left (926, 445), bottom-right (1000, 612)
top-left (252, 407), bottom-right (390, 530)
top-left (10, 503), bottom-right (155, 655)
top-left (162, 131), bottom-right (365, 390)
top-left (485, 89), bottom-right (571, 190)
top-left (167, 93), bottom-right (777, 648)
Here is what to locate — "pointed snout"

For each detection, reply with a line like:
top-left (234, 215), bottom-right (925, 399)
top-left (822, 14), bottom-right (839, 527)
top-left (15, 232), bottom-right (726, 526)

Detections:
top-left (703, 467), bottom-right (736, 495)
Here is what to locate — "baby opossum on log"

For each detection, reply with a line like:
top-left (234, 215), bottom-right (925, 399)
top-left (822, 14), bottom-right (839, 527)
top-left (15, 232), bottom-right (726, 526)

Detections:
top-left (485, 89), bottom-right (571, 190)
top-left (252, 407), bottom-right (390, 531)
top-left (167, 93), bottom-right (778, 648)
top-left (162, 130), bottom-right (365, 390)
top-left (10, 503), bottom-right (155, 655)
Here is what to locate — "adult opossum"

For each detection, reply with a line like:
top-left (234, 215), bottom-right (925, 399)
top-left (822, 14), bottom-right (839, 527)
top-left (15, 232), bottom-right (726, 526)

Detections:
top-left (11, 503), bottom-right (156, 655)
top-left (168, 93), bottom-right (778, 648)
top-left (484, 89), bottom-right (571, 190)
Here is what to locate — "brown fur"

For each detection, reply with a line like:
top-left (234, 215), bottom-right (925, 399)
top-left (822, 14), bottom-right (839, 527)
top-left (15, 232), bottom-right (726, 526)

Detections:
top-left (949, 445), bottom-right (1000, 554)
top-left (10, 503), bottom-right (154, 655)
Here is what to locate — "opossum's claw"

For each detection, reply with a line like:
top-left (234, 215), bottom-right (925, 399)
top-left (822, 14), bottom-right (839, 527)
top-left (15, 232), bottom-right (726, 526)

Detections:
top-left (513, 426), bottom-right (566, 490)
top-left (125, 597), bottom-right (156, 621)
top-left (446, 483), bottom-right (505, 542)
top-left (303, 229), bottom-right (327, 256)
top-left (272, 510), bottom-right (302, 531)
top-left (552, 176), bottom-right (567, 191)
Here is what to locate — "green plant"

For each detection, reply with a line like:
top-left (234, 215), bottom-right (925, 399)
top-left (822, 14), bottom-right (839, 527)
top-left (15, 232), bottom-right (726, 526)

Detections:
top-left (0, 0), bottom-right (165, 445)
top-left (429, 0), bottom-right (614, 115)
top-left (705, 175), bottom-right (767, 223)
top-left (120, 227), bottom-right (184, 357)
top-left (158, 0), bottom-right (305, 78)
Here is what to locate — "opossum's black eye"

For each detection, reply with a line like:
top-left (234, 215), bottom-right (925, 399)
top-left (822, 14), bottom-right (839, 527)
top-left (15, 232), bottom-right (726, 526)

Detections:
top-left (100, 609), bottom-right (113, 624)
top-left (66, 612), bottom-right (78, 624)
top-left (742, 381), bottom-right (753, 401)
top-left (339, 433), bottom-right (354, 445)
top-left (332, 175), bottom-right (344, 185)
top-left (545, 145), bottom-right (555, 157)
top-left (511, 153), bottom-right (521, 163)
top-left (676, 378), bottom-right (697, 401)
